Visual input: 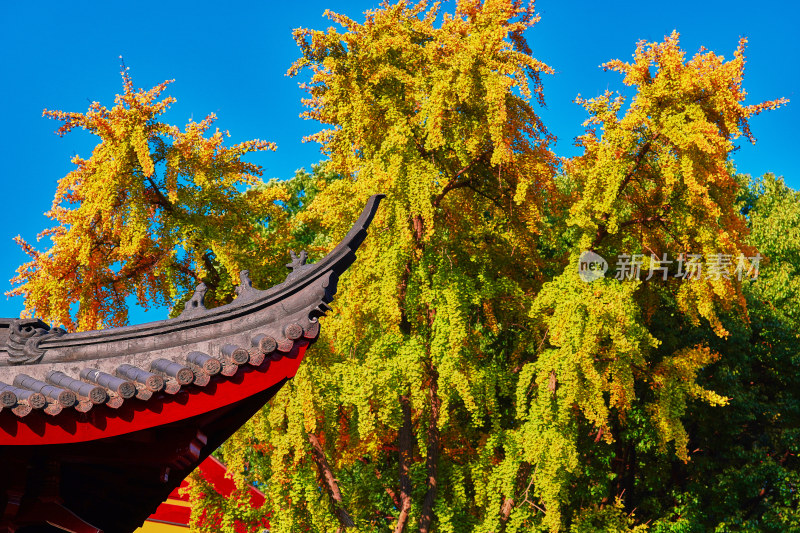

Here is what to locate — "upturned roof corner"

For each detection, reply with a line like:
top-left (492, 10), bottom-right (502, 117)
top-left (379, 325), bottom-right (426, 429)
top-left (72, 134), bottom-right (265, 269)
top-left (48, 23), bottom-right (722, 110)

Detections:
top-left (0, 194), bottom-right (383, 533)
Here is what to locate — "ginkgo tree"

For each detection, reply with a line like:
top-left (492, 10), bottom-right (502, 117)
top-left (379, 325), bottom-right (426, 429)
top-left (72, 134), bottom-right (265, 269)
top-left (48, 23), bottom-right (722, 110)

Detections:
top-left (191, 2), bottom-right (789, 533)
top-left (208, 1), bottom-right (560, 532)
top-left (505, 31), bottom-right (787, 531)
top-left (12, 1), bottom-right (795, 532)
top-left (8, 67), bottom-right (293, 331)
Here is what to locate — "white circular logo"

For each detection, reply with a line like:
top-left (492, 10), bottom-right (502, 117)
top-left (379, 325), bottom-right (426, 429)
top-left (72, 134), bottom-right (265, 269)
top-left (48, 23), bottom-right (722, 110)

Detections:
top-left (578, 251), bottom-right (608, 283)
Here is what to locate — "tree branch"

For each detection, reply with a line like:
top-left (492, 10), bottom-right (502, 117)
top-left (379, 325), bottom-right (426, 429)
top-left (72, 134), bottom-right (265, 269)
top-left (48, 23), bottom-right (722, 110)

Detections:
top-left (308, 432), bottom-right (355, 529)
top-left (619, 214), bottom-right (666, 228)
top-left (144, 174), bottom-right (175, 213)
top-left (591, 137), bottom-right (658, 249)
top-left (618, 139), bottom-right (654, 197)
top-left (393, 395), bottom-right (413, 533)
top-left (467, 182), bottom-right (505, 211)
top-left (500, 462), bottom-right (532, 524)
top-left (199, 251), bottom-right (221, 292)
top-left (432, 150), bottom-right (491, 208)
top-left (419, 366), bottom-right (440, 533)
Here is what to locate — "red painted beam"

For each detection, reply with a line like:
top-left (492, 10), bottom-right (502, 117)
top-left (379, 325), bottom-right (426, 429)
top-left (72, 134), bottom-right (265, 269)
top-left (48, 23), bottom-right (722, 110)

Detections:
top-left (0, 342), bottom-right (307, 446)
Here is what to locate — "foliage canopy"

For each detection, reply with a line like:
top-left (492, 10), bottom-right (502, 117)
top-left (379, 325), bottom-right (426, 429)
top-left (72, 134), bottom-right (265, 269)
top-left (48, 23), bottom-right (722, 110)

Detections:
top-left (14, 1), bottom-right (795, 532)
top-left (8, 68), bottom-right (289, 331)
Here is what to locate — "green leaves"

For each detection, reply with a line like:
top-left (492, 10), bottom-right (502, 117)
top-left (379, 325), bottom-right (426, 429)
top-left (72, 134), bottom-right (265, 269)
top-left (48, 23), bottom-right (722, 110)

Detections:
top-left (18, 4), bottom-right (795, 532)
top-left (201, 12), bottom-right (792, 533)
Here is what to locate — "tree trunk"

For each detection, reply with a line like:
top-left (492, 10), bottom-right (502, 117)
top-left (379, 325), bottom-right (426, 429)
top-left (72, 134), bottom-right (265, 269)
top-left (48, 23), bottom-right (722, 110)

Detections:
top-left (419, 366), bottom-right (440, 533)
top-left (393, 395), bottom-right (413, 533)
top-left (610, 417), bottom-right (637, 512)
top-left (500, 462), bottom-right (532, 524)
top-left (308, 432), bottom-right (355, 529)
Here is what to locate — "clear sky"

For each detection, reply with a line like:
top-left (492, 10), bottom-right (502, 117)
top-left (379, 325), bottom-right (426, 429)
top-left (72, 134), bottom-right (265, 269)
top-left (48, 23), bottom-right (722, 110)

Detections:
top-left (0, 0), bottom-right (796, 324)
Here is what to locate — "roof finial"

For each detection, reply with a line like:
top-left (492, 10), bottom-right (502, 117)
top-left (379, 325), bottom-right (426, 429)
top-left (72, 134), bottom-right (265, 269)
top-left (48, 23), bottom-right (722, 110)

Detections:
top-left (180, 283), bottom-right (208, 318)
top-left (235, 270), bottom-right (254, 297)
top-left (286, 250), bottom-right (308, 271)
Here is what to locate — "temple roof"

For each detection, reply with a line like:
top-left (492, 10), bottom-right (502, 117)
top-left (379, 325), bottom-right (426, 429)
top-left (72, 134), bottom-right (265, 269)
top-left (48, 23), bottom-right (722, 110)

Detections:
top-left (0, 195), bottom-right (382, 441)
top-left (0, 195), bottom-right (383, 533)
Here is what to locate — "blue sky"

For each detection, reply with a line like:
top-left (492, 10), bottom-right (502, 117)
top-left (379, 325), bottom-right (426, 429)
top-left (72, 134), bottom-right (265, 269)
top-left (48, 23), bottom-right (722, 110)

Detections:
top-left (0, 0), bottom-right (796, 324)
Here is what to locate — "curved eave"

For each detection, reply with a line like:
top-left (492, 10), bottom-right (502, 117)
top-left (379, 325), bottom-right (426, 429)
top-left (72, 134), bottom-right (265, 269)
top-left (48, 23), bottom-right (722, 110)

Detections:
top-left (30, 193), bottom-right (384, 354)
top-left (0, 194), bottom-right (383, 443)
top-left (0, 341), bottom-right (308, 445)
